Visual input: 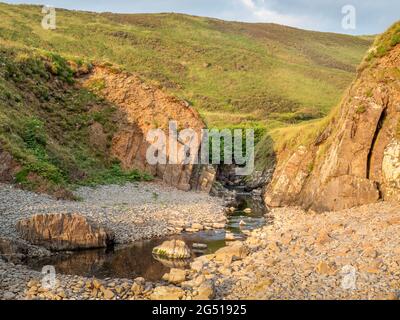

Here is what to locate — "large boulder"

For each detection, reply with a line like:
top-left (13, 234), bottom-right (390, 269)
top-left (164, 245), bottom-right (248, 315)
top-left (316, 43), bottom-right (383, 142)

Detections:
top-left (152, 239), bottom-right (191, 259)
top-left (190, 165), bottom-right (216, 193)
top-left (16, 213), bottom-right (114, 251)
top-left (153, 255), bottom-right (190, 268)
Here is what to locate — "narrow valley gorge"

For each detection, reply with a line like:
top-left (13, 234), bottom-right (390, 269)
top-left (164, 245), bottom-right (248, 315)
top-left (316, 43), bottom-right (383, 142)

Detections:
top-left (0, 2), bottom-right (399, 302)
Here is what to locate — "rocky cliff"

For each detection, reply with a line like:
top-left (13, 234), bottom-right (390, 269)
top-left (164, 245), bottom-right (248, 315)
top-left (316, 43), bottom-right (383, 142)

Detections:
top-left (0, 47), bottom-right (215, 195)
top-left (82, 66), bottom-right (214, 191)
top-left (265, 23), bottom-right (400, 212)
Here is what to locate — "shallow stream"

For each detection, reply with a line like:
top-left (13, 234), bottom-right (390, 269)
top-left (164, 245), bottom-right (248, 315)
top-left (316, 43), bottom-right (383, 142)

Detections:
top-left (26, 193), bottom-right (266, 281)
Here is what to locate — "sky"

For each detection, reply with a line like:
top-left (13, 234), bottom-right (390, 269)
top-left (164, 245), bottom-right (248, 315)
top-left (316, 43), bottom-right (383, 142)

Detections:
top-left (2, 0), bottom-right (399, 35)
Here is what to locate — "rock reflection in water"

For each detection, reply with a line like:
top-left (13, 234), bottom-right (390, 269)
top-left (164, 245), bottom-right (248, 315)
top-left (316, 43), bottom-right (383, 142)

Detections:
top-left (152, 255), bottom-right (190, 268)
top-left (26, 239), bottom-right (172, 281)
top-left (26, 232), bottom-right (227, 281)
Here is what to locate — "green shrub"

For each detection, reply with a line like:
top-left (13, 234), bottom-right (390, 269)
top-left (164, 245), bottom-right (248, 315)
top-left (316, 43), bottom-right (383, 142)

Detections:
top-left (355, 105), bottom-right (366, 114)
top-left (22, 118), bottom-right (47, 150)
top-left (208, 125), bottom-right (266, 163)
top-left (366, 22), bottom-right (400, 62)
top-left (79, 163), bottom-right (153, 186)
top-left (391, 34), bottom-right (400, 47)
top-left (46, 53), bottom-right (75, 84)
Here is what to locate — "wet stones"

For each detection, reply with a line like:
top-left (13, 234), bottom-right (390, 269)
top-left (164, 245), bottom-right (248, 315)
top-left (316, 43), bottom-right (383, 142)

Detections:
top-left (192, 243), bottom-right (207, 250)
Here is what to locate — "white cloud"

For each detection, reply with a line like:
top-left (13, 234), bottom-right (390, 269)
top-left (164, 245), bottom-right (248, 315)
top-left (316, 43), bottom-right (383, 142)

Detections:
top-left (237, 0), bottom-right (312, 28)
top-left (241, 0), bottom-right (257, 10)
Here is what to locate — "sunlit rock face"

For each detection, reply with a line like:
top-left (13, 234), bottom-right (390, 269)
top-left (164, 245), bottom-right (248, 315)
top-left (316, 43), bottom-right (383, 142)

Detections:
top-left (382, 140), bottom-right (400, 201)
top-left (265, 39), bottom-right (400, 212)
top-left (82, 66), bottom-right (215, 192)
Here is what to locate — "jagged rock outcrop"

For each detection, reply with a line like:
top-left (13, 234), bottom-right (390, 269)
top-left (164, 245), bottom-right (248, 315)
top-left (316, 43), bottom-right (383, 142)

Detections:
top-left (265, 29), bottom-right (400, 212)
top-left (82, 66), bottom-right (214, 191)
top-left (16, 213), bottom-right (114, 251)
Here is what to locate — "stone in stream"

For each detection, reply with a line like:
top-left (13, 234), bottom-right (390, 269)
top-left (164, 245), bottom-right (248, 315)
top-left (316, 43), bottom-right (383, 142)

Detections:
top-left (16, 213), bottom-right (114, 251)
top-left (225, 232), bottom-right (235, 241)
top-left (192, 243), bottom-right (208, 250)
top-left (191, 223), bottom-right (204, 231)
top-left (152, 239), bottom-right (191, 259)
top-left (243, 208), bottom-right (252, 214)
top-left (212, 223), bottom-right (226, 229)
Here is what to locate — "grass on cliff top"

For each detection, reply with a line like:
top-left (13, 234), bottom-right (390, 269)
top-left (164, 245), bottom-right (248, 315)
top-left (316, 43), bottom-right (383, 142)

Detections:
top-left (365, 21), bottom-right (400, 62)
top-left (254, 108), bottom-right (340, 170)
top-left (0, 2), bottom-right (372, 131)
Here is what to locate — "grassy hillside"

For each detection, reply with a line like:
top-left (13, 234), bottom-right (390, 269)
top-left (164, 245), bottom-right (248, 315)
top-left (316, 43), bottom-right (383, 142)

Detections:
top-left (0, 2), bottom-right (375, 185)
top-left (255, 21), bottom-right (400, 170)
top-left (0, 3), bottom-right (372, 131)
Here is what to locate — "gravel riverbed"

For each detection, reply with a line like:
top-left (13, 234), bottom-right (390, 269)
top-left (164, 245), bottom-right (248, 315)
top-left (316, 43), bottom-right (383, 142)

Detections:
top-left (2, 181), bottom-right (400, 300)
top-left (0, 181), bottom-right (226, 300)
top-left (211, 202), bottom-right (400, 300)
top-left (0, 181), bottom-right (226, 249)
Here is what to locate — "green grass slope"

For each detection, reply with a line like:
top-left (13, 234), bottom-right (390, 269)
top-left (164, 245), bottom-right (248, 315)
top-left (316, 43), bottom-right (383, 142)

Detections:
top-left (255, 21), bottom-right (399, 170)
top-left (0, 2), bottom-right (372, 132)
top-left (0, 46), bottom-right (151, 196)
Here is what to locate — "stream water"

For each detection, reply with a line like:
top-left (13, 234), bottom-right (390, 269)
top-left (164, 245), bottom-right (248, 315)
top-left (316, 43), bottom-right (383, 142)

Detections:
top-left (25, 193), bottom-right (266, 281)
